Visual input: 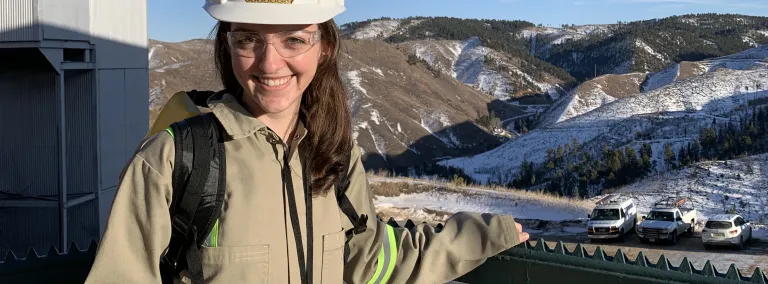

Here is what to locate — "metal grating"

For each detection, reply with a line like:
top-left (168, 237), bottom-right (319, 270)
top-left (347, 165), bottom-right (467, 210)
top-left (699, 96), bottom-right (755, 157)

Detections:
top-left (64, 70), bottom-right (97, 195)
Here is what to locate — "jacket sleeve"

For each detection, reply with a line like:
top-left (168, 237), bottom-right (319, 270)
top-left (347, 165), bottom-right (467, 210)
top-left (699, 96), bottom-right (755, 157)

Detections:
top-left (341, 145), bottom-right (521, 284)
top-left (85, 133), bottom-right (175, 284)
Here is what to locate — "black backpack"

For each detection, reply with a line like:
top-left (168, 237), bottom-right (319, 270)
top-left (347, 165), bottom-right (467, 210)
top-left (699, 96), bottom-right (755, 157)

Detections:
top-left (158, 90), bottom-right (369, 284)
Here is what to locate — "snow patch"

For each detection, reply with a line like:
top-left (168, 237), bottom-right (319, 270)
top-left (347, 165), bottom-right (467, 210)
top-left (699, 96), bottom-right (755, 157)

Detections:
top-left (154, 61), bottom-right (191, 73)
top-left (370, 109), bottom-right (381, 125)
top-left (370, 67), bottom-right (384, 77)
top-left (635, 40), bottom-right (666, 62)
top-left (417, 109), bottom-right (461, 148)
top-left (349, 20), bottom-right (401, 40)
top-left (643, 63), bottom-right (680, 92)
top-left (345, 70), bottom-right (370, 98)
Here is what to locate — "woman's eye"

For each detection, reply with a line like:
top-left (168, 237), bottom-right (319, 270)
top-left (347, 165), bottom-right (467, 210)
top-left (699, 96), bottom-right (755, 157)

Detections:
top-left (286, 37), bottom-right (307, 45)
top-left (239, 36), bottom-right (257, 43)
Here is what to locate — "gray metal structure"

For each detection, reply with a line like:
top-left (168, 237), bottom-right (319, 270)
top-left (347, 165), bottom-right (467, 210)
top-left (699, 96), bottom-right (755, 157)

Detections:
top-left (0, 0), bottom-right (149, 257)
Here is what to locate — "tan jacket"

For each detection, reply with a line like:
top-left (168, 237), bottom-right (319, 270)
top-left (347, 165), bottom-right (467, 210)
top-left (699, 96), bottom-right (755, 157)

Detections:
top-left (85, 92), bottom-right (522, 284)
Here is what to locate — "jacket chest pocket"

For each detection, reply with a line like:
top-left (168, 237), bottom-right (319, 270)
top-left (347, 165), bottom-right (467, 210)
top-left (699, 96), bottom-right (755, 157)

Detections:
top-left (200, 245), bottom-right (270, 284)
top-left (321, 230), bottom-right (346, 284)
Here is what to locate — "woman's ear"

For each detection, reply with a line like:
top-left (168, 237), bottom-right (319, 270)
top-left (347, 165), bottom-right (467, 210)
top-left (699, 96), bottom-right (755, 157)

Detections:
top-left (319, 45), bottom-right (332, 64)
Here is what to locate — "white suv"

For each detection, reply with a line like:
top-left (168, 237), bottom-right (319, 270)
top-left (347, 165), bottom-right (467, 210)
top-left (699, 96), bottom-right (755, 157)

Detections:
top-left (701, 214), bottom-right (752, 250)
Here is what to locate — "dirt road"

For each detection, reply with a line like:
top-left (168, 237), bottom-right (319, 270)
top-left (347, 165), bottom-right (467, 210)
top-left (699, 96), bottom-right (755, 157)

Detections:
top-left (531, 231), bottom-right (768, 277)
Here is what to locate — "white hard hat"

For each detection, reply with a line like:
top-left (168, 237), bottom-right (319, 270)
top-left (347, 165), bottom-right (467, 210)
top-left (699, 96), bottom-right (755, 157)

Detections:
top-left (203, 0), bottom-right (345, 25)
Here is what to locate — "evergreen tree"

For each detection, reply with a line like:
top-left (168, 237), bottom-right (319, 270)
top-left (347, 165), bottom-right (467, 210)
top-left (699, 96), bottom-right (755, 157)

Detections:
top-left (664, 144), bottom-right (676, 170)
top-left (547, 160), bottom-right (556, 170)
top-left (640, 143), bottom-right (653, 173)
top-left (678, 146), bottom-right (691, 167)
top-left (572, 137), bottom-right (580, 152)
top-left (741, 136), bottom-right (753, 153)
top-left (625, 147), bottom-right (640, 182)
top-left (691, 140), bottom-right (702, 162)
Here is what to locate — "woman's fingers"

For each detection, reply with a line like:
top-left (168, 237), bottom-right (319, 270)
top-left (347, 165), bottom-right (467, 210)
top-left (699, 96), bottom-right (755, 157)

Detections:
top-left (515, 222), bottom-right (530, 242)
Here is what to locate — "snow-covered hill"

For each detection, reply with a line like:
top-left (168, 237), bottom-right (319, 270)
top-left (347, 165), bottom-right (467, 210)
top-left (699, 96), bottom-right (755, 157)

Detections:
top-left (517, 24), bottom-right (614, 54)
top-left (643, 45), bottom-right (768, 92)
top-left (340, 39), bottom-right (527, 169)
top-left (540, 73), bottom-right (647, 126)
top-left (440, 69), bottom-right (768, 185)
top-left (342, 19), bottom-right (424, 40)
top-left (540, 45), bottom-right (768, 128)
top-left (396, 37), bottom-right (565, 102)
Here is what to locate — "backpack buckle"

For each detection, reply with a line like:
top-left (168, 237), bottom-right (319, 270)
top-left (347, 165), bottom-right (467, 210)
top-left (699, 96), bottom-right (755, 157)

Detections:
top-left (352, 214), bottom-right (368, 235)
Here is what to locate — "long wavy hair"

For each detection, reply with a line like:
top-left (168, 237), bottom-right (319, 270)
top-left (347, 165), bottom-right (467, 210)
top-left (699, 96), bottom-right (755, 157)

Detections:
top-left (211, 20), bottom-right (353, 196)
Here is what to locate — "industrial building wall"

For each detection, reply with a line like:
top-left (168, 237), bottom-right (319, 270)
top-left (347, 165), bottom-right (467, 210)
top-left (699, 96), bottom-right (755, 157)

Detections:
top-left (0, 0), bottom-right (39, 42)
top-left (89, 0), bottom-right (149, 234)
top-left (0, 69), bottom-right (59, 256)
top-left (91, 0), bottom-right (148, 69)
top-left (97, 68), bottom-right (149, 236)
top-left (38, 0), bottom-right (90, 41)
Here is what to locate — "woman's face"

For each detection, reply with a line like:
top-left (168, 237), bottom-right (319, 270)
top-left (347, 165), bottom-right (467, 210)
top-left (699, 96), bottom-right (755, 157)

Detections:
top-left (228, 23), bottom-right (323, 116)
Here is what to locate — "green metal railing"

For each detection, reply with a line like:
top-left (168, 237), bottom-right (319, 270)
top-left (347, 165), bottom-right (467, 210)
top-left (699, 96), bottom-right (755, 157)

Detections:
top-left (382, 218), bottom-right (768, 284)
top-left (1, 219), bottom-right (766, 284)
top-left (455, 239), bottom-right (767, 284)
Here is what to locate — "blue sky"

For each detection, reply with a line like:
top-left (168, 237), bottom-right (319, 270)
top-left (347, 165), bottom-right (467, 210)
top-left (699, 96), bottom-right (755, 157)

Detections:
top-left (149, 0), bottom-right (768, 42)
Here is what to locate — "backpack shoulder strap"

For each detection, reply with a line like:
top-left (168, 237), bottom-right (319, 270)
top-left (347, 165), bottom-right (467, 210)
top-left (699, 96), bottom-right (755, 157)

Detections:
top-left (335, 150), bottom-right (368, 242)
top-left (160, 112), bottom-right (226, 284)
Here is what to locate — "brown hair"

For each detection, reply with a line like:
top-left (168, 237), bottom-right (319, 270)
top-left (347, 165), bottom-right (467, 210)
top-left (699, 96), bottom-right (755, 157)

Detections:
top-left (212, 20), bottom-right (353, 196)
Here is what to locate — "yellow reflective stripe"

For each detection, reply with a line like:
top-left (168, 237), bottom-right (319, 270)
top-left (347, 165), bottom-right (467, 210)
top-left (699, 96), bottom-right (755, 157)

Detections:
top-left (381, 225), bottom-right (397, 283)
top-left (367, 225), bottom-right (398, 284)
top-left (366, 243), bottom-right (386, 284)
top-left (164, 127), bottom-right (174, 138)
top-left (210, 219), bottom-right (220, 247)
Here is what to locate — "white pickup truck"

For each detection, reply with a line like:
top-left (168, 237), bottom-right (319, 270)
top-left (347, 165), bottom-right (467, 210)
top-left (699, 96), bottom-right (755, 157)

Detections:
top-left (637, 197), bottom-right (697, 245)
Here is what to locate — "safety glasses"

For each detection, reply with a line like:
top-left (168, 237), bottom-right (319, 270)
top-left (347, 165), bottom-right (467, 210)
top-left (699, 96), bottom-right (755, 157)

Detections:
top-left (226, 30), bottom-right (322, 58)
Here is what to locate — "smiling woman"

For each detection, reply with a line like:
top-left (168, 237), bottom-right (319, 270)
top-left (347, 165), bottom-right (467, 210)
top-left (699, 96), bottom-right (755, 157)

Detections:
top-left (84, 0), bottom-right (529, 283)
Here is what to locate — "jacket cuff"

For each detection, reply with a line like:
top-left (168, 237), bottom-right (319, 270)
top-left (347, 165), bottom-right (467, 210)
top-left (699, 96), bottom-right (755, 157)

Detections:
top-left (500, 214), bottom-right (521, 247)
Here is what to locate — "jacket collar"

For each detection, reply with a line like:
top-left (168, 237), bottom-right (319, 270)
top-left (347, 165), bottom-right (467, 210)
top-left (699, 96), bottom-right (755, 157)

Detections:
top-left (208, 91), bottom-right (308, 143)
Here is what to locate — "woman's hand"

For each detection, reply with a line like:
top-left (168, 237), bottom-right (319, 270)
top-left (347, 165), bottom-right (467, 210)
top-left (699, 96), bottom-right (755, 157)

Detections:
top-left (516, 222), bottom-right (530, 243)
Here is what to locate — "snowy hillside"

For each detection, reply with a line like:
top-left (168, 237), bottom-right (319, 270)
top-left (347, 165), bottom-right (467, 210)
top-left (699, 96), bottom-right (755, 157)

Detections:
top-left (440, 69), bottom-right (768, 184)
top-left (540, 73), bottom-right (646, 126)
top-left (517, 24), bottom-right (614, 53)
top-left (338, 39), bottom-right (525, 169)
top-left (617, 154), bottom-right (768, 223)
top-left (397, 37), bottom-right (563, 101)
top-left (643, 45), bottom-right (768, 93)
top-left (541, 45), bottom-right (768, 128)
top-left (343, 19), bottom-right (423, 40)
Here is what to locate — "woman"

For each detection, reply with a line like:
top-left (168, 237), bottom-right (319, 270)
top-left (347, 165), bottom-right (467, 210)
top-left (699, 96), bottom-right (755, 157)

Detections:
top-left (85, 0), bottom-right (529, 283)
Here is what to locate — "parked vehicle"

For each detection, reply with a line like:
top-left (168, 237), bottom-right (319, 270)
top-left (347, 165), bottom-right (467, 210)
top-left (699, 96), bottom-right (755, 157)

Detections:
top-left (587, 194), bottom-right (637, 241)
top-left (637, 197), bottom-right (697, 245)
top-left (702, 214), bottom-right (752, 250)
